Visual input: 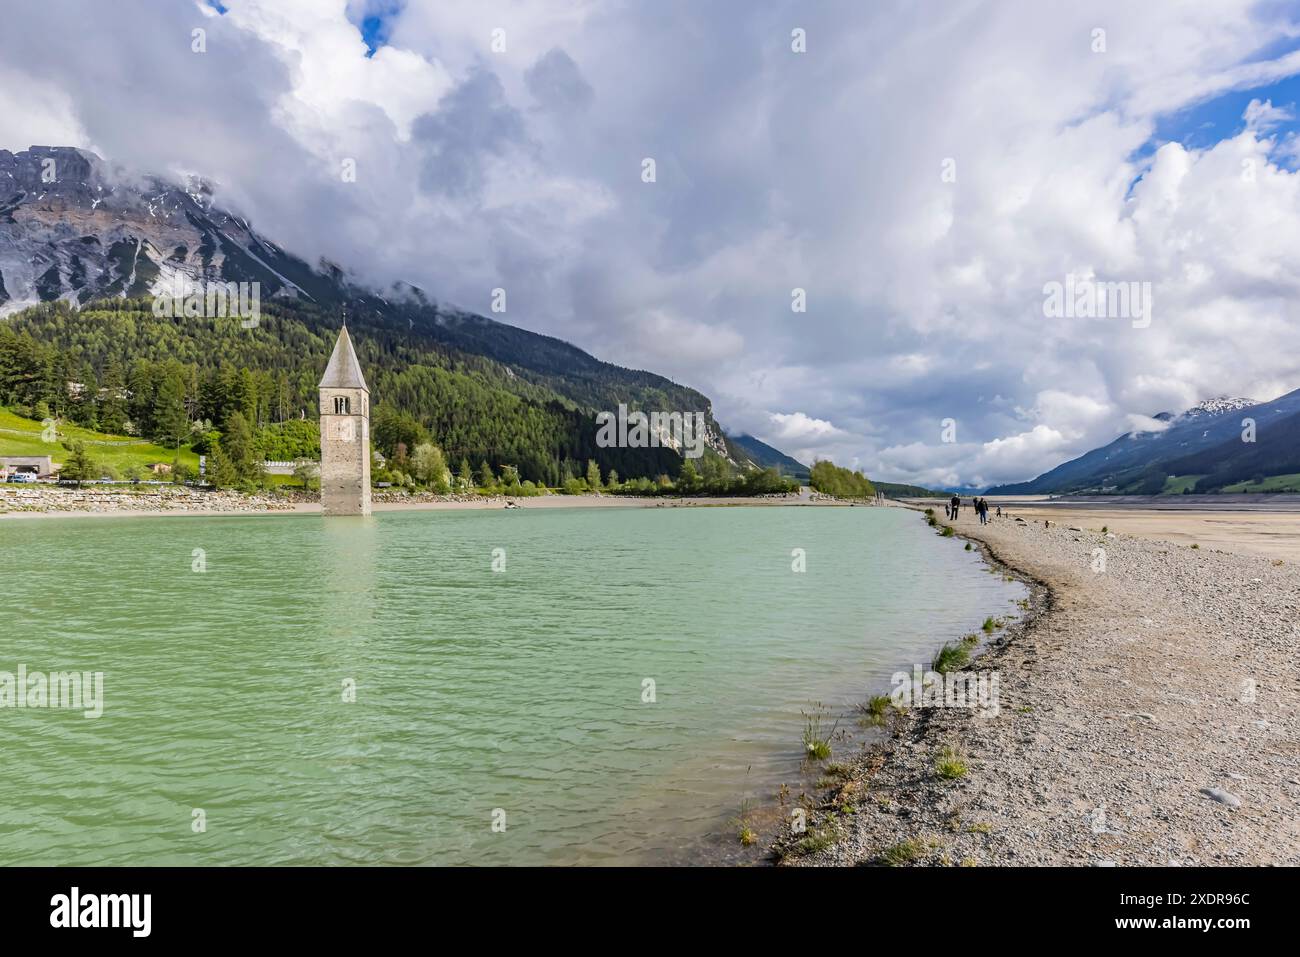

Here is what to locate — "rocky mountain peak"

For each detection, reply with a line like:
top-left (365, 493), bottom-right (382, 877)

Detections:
top-left (0, 145), bottom-right (338, 314)
top-left (1178, 396), bottom-right (1256, 420)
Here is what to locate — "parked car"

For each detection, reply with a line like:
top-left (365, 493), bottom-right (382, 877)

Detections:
top-left (6, 473), bottom-right (37, 483)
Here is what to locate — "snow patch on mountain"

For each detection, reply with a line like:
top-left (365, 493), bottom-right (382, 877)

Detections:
top-left (1177, 396), bottom-right (1256, 420)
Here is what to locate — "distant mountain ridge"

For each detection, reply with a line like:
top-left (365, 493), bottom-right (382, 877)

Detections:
top-left (985, 392), bottom-right (1300, 495)
top-left (725, 432), bottom-right (810, 480)
top-left (873, 481), bottom-right (947, 497)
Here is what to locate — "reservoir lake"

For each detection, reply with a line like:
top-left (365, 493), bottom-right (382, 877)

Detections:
top-left (0, 505), bottom-right (1026, 865)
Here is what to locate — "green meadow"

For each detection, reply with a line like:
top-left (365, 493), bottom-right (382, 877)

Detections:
top-left (0, 407), bottom-right (200, 475)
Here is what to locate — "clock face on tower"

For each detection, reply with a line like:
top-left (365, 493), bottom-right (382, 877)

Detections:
top-left (330, 418), bottom-right (356, 443)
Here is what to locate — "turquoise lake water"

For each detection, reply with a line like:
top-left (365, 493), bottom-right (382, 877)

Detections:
top-left (0, 505), bottom-right (1025, 865)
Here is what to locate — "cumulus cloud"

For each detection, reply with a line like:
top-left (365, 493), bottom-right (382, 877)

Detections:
top-left (1125, 414), bottom-right (1173, 434)
top-left (411, 68), bottom-right (526, 197)
top-left (524, 48), bottom-right (594, 113)
top-left (4, 0), bottom-right (1300, 488)
top-left (766, 411), bottom-right (844, 441)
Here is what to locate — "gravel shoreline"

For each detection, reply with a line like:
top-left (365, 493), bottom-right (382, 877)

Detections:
top-left (0, 486), bottom-right (849, 517)
top-left (777, 507), bottom-right (1300, 866)
top-left (0, 485), bottom-right (296, 515)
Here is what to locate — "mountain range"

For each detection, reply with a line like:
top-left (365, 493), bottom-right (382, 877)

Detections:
top-left (726, 432), bottom-right (810, 481)
top-left (0, 145), bottom-right (796, 480)
top-left (986, 394), bottom-right (1300, 495)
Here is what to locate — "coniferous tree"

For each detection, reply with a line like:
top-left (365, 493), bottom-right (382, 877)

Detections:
top-left (220, 411), bottom-right (259, 483)
top-left (75, 361), bottom-right (99, 429)
top-left (152, 370), bottom-right (190, 448)
top-left (59, 440), bottom-right (97, 485)
top-left (99, 359), bottom-right (128, 434)
top-left (207, 441), bottom-right (237, 488)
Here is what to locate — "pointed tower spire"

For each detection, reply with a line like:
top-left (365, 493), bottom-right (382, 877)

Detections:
top-left (318, 323), bottom-right (369, 392)
top-left (319, 317), bottom-right (371, 516)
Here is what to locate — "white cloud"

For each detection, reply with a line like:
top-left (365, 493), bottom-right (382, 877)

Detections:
top-left (766, 411), bottom-right (847, 445)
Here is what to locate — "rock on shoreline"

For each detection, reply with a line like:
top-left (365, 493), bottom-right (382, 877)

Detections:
top-left (776, 511), bottom-right (1300, 867)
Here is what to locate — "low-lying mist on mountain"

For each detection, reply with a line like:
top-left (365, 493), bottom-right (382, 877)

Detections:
top-left (0, 146), bottom-right (799, 485)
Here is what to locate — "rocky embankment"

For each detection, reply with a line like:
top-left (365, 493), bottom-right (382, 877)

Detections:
top-left (777, 510), bottom-right (1300, 866)
top-left (371, 490), bottom-right (504, 505)
top-left (0, 485), bottom-right (295, 515)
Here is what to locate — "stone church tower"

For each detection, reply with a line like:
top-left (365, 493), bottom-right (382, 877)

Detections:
top-left (319, 324), bottom-right (371, 515)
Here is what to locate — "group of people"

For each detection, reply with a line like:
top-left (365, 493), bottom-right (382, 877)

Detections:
top-left (945, 494), bottom-right (1000, 525)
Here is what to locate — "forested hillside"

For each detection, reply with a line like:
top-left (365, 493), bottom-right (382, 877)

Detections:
top-left (0, 296), bottom-right (722, 486)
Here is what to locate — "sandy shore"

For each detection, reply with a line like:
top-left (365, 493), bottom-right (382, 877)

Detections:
top-left (780, 505), bottom-right (1300, 866)
top-left (996, 506), bottom-right (1300, 563)
top-left (909, 496), bottom-right (1300, 562)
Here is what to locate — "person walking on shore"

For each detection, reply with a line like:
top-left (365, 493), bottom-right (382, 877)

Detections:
top-left (950, 494), bottom-right (960, 519)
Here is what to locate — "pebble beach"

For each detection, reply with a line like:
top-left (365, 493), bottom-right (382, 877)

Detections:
top-left (783, 507), bottom-right (1300, 866)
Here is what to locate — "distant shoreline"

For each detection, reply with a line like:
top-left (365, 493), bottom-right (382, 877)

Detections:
top-left (0, 487), bottom-right (864, 519)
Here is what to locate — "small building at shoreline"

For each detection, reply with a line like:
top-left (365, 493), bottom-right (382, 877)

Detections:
top-left (1, 455), bottom-right (56, 478)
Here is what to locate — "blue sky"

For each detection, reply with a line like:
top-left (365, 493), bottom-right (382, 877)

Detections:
top-left (1147, 73), bottom-right (1300, 162)
top-left (346, 1), bottom-right (402, 57)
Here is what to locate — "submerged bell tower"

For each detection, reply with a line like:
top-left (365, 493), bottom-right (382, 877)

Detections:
top-left (319, 323), bottom-right (371, 516)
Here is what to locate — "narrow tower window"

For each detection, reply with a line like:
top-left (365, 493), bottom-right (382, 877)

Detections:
top-left (334, 396), bottom-right (350, 415)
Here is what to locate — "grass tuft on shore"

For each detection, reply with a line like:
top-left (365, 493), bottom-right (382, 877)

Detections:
top-left (935, 747), bottom-right (968, 779)
top-left (801, 702), bottom-right (833, 761)
top-left (879, 838), bottom-right (926, 866)
top-left (794, 825), bottom-right (839, 855)
top-left (732, 797), bottom-right (758, 846)
top-left (931, 642), bottom-right (970, 674)
top-left (941, 525), bottom-right (955, 537)
top-left (859, 694), bottom-right (893, 726)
